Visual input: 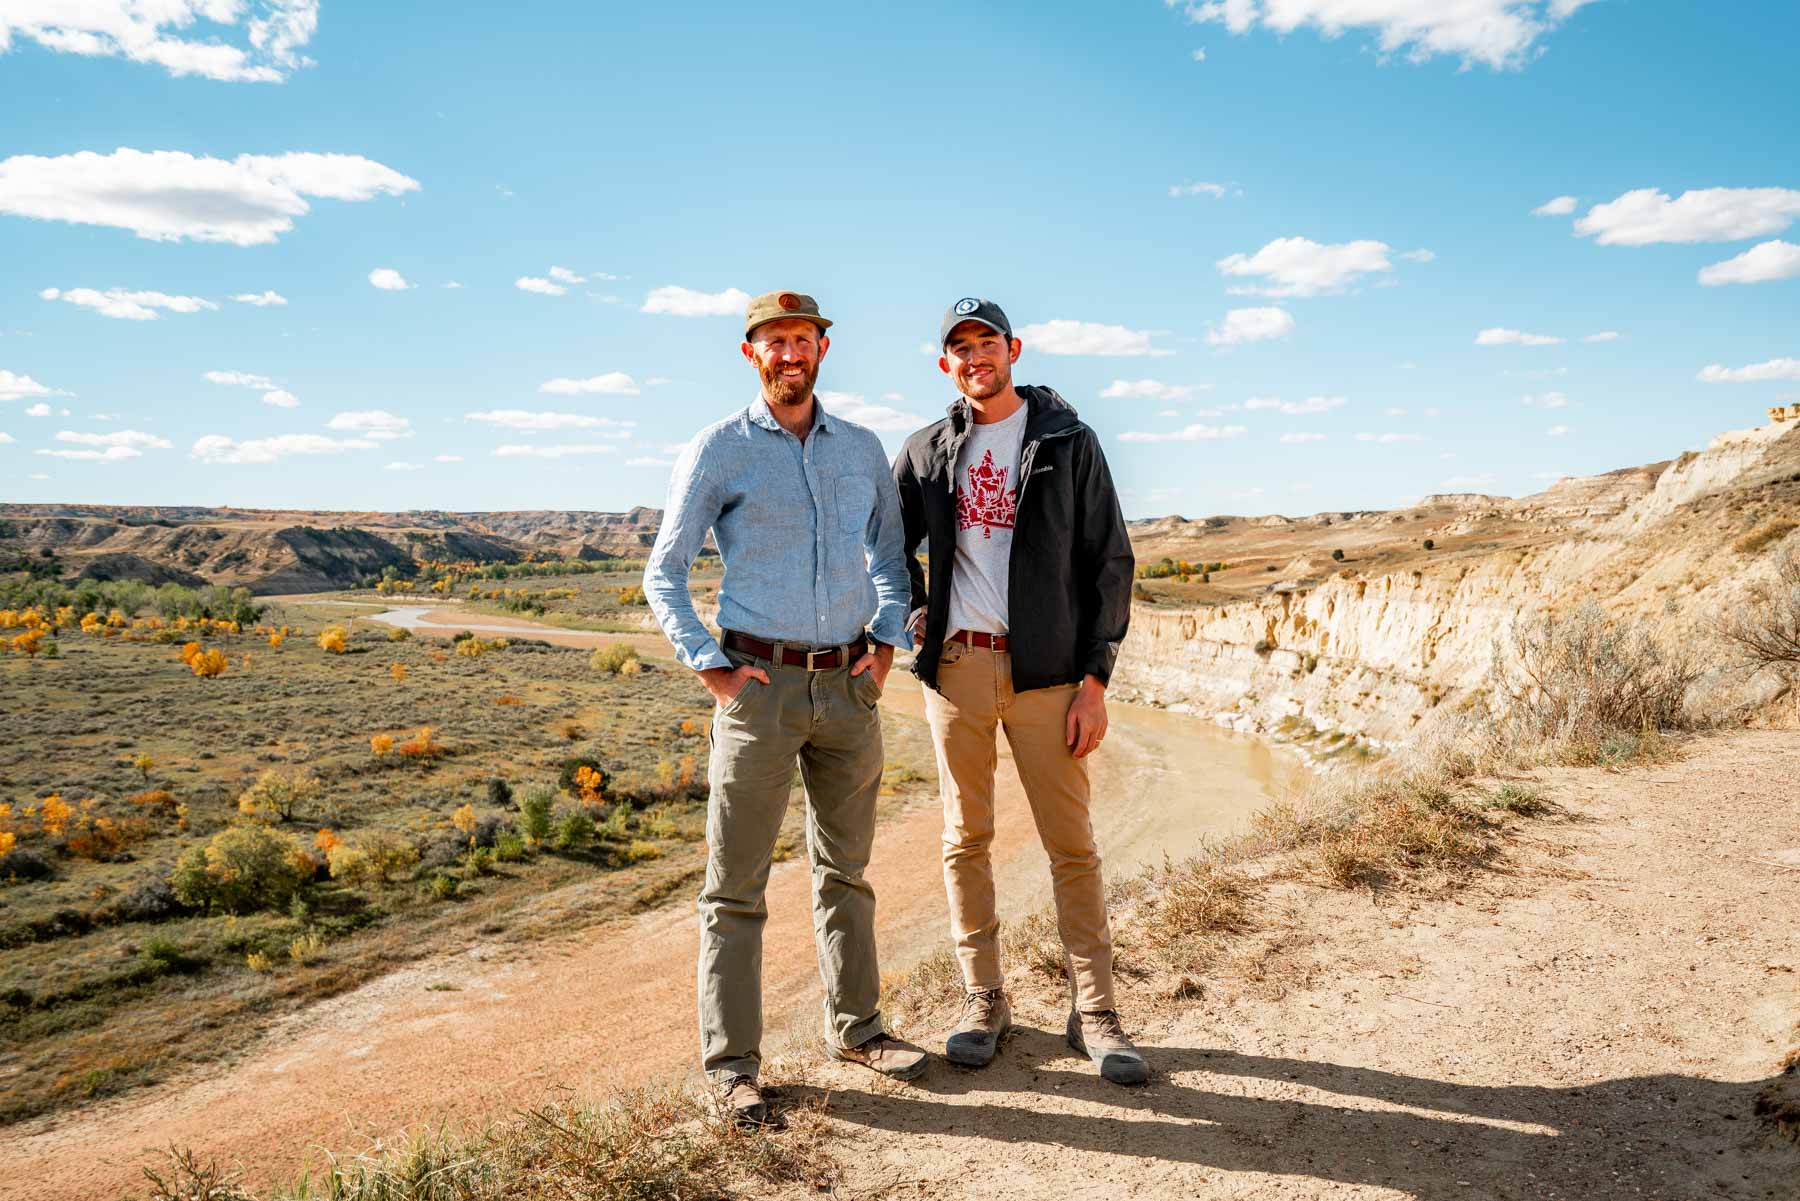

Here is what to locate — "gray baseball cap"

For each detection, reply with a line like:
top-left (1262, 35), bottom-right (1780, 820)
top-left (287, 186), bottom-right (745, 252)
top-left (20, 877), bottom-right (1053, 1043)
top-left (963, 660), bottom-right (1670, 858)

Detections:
top-left (939, 297), bottom-right (1012, 348)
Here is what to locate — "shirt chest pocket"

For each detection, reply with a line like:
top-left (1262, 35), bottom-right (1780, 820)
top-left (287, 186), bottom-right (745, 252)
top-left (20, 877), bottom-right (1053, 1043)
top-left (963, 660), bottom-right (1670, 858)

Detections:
top-left (833, 475), bottom-right (875, 535)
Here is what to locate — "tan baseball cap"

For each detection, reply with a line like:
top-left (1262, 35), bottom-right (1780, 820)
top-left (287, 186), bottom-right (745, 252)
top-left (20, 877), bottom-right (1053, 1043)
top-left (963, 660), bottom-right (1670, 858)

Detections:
top-left (744, 290), bottom-right (833, 339)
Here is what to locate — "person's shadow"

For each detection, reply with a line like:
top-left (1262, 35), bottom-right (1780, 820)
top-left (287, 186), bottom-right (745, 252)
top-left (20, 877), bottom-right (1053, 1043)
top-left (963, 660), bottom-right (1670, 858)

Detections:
top-left (786, 1026), bottom-right (1799, 1200)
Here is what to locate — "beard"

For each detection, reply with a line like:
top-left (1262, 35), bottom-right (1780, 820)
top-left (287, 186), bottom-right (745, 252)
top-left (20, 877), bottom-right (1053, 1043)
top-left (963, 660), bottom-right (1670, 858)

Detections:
top-left (956, 360), bottom-right (1009, 401)
top-left (759, 356), bottom-right (820, 407)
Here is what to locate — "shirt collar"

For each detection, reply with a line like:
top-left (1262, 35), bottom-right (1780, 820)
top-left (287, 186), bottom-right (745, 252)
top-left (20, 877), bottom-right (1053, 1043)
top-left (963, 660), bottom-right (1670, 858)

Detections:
top-left (748, 394), bottom-right (832, 436)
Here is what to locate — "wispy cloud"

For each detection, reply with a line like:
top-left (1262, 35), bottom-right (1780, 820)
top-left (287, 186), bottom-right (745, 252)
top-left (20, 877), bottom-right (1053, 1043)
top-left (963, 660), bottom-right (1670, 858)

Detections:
top-left (1244, 395), bottom-right (1345, 415)
top-left (192, 433), bottom-right (377, 464)
top-left (1119, 423), bottom-right (1248, 443)
top-left (1356, 432), bottom-right (1425, 443)
top-left (0, 369), bottom-right (64, 401)
top-left (0, 149), bottom-right (415, 245)
top-left (1018, 320), bottom-right (1173, 357)
top-left (1574, 187), bottom-right (1800, 246)
top-left (1522, 392), bottom-right (1571, 408)
top-left (465, 410), bottom-right (634, 432)
top-left (1582, 330), bottom-right (1620, 342)
top-left (1206, 307), bottom-right (1295, 347)
top-left (327, 410), bottom-right (411, 439)
top-left (41, 286), bottom-right (216, 321)
top-left (203, 369), bottom-right (298, 408)
top-left (1279, 432), bottom-right (1327, 443)
top-left (35, 429), bottom-right (172, 462)
top-left (1532, 195), bottom-right (1577, 216)
top-left (1217, 237), bottom-right (1397, 297)
top-left (384, 461), bottom-right (424, 471)
top-left (1697, 358), bottom-right (1800, 384)
top-left (1169, 180), bottom-right (1229, 198)
top-left (816, 390), bottom-right (927, 433)
top-left (493, 443), bottom-right (621, 458)
top-left (0, 1), bottom-right (320, 83)
top-left (1476, 327), bottom-right (1563, 346)
top-left (640, 285), bottom-right (750, 317)
top-left (230, 290), bottom-right (287, 306)
top-left (539, 372), bottom-right (639, 395)
top-left (1100, 379), bottom-right (1203, 401)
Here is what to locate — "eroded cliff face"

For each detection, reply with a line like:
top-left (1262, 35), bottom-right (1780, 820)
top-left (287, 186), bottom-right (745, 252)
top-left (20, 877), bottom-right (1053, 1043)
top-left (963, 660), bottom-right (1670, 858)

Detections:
top-left (1110, 420), bottom-right (1800, 747)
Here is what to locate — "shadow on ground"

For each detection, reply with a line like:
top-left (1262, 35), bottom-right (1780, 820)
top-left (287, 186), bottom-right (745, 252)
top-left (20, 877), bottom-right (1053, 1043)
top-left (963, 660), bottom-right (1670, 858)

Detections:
top-left (791, 1026), bottom-right (1798, 1200)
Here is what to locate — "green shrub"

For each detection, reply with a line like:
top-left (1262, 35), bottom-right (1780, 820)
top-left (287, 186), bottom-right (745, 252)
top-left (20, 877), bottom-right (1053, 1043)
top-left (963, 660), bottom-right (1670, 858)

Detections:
top-left (327, 830), bottom-right (419, 887)
top-left (554, 810), bottom-right (596, 851)
top-left (518, 786), bottom-right (555, 844)
top-left (387, 626), bottom-right (412, 642)
top-left (1423, 538), bottom-right (1436, 550)
top-left (493, 832), bottom-right (527, 862)
top-left (170, 825), bottom-right (312, 914)
top-left (590, 644), bottom-right (640, 674)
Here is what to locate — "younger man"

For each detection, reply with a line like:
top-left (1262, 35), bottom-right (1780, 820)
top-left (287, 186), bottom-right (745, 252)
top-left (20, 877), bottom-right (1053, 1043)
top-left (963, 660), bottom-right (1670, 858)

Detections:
top-left (892, 298), bottom-right (1143, 1084)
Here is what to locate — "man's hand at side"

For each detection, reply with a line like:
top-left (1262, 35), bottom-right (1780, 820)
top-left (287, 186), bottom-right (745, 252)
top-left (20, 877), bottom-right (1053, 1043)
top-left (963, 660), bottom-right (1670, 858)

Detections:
top-left (849, 642), bottom-right (895, 689)
top-left (1065, 675), bottom-right (1109, 759)
top-left (699, 663), bottom-right (770, 707)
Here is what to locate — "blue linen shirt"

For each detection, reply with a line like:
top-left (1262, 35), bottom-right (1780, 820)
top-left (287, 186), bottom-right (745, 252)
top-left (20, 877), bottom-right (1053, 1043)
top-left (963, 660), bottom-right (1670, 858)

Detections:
top-left (643, 396), bottom-right (912, 672)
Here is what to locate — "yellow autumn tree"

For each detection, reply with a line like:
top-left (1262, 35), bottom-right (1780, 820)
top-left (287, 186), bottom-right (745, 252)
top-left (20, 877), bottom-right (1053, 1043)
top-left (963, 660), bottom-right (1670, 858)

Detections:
top-left (370, 733), bottom-right (395, 757)
top-left (318, 626), bottom-right (348, 654)
top-left (390, 662), bottom-right (407, 683)
top-left (189, 648), bottom-right (228, 678)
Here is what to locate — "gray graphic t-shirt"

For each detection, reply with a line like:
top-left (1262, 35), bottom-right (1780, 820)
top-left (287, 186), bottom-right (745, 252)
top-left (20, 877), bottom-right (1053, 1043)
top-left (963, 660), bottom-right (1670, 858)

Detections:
top-left (947, 404), bottom-right (1028, 635)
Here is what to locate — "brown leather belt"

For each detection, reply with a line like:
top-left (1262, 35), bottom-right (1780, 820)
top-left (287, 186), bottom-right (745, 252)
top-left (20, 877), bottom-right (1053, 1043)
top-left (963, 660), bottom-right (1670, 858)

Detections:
top-left (722, 629), bottom-right (868, 670)
top-left (949, 629), bottom-right (1010, 652)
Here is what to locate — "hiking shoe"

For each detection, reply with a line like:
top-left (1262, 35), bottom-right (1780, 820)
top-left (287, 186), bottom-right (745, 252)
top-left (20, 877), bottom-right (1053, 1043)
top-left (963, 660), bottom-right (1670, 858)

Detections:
top-left (831, 1032), bottom-right (929, 1081)
top-left (718, 1074), bottom-right (771, 1127)
top-left (945, 988), bottom-right (1012, 1067)
top-left (1066, 1009), bottom-right (1149, 1085)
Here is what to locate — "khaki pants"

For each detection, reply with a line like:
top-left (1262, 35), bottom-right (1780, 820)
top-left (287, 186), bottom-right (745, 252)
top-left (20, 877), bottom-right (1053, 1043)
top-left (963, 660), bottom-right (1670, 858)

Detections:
top-left (698, 646), bottom-right (887, 1084)
top-left (922, 641), bottom-right (1115, 1012)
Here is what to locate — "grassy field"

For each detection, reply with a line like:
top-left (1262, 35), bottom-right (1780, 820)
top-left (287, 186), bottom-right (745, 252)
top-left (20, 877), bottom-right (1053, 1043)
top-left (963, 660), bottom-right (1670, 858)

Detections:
top-left (0, 585), bottom-right (934, 1125)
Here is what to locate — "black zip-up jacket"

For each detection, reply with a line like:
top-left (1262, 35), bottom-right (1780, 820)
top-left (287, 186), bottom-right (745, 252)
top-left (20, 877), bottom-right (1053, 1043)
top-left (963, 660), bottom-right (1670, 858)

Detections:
top-left (893, 385), bottom-right (1134, 693)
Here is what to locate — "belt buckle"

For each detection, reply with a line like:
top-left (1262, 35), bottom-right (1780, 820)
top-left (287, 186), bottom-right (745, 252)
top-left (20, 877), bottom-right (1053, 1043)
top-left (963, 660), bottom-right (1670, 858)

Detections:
top-left (806, 647), bottom-right (833, 671)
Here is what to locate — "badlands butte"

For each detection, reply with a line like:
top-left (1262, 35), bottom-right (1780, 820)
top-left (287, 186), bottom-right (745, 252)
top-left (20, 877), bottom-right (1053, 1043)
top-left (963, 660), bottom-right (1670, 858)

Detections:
top-left (7, 408), bottom-right (1800, 738)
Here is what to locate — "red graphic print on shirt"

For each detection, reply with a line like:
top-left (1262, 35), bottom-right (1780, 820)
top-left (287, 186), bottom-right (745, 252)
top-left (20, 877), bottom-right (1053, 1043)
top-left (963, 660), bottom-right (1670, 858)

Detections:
top-left (956, 449), bottom-right (1017, 539)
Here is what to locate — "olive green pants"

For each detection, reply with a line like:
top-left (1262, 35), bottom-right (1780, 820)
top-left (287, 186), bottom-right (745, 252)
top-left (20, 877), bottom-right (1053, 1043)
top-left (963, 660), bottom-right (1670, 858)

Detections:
top-left (698, 647), bottom-right (887, 1084)
top-left (922, 641), bottom-right (1116, 1012)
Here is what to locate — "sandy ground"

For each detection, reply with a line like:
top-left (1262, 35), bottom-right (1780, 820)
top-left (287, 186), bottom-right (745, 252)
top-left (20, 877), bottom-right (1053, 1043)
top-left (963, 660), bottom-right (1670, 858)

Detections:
top-left (801, 730), bottom-right (1800, 1200)
top-left (4, 630), bottom-right (1301, 1200)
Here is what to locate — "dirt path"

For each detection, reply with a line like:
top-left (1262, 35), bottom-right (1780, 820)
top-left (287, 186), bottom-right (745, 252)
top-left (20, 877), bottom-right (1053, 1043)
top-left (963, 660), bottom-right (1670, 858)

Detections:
top-left (806, 730), bottom-right (1800, 1200)
top-left (6, 653), bottom-right (1302, 1199)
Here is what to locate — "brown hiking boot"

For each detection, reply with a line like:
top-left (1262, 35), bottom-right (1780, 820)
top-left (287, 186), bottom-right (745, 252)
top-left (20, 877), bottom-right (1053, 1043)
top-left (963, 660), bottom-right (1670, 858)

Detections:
top-left (1066, 1008), bottom-right (1149, 1085)
top-left (945, 988), bottom-right (1012, 1067)
top-left (831, 1031), bottom-right (929, 1081)
top-left (718, 1074), bottom-right (771, 1127)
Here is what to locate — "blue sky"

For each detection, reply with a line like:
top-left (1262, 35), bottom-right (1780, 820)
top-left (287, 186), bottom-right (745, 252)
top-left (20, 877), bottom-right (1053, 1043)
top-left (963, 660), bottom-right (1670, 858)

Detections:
top-left (2, 0), bottom-right (1797, 519)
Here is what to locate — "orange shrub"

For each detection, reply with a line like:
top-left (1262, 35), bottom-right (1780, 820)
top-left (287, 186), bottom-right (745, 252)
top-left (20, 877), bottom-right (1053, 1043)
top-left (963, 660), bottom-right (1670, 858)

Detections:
top-left (395, 726), bottom-right (444, 760)
top-left (370, 733), bottom-right (395, 757)
top-left (0, 831), bottom-right (14, 857)
top-left (574, 765), bottom-right (605, 804)
top-left (189, 648), bottom-right (228, 678)
top-left (10, 629), bottom-right (45, 658)
top-left (390, 662), bottom-right (407, 683)
top-left (127, 788), bottom-right (177, 813)
top-left (314, 828), bottom-right (342, 854)
top-left (495, 694), bottom-right (523, 706)
top-left (40, 794), bottom-right (73, 838)
top-left (66, 814), bottom-right (152, 860)
top-left (268, 632), bottom-right (286, 648)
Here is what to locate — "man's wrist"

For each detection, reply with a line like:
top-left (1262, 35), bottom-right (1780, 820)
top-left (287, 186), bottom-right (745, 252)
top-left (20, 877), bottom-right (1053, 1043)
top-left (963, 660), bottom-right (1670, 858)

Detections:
top-left (1081, 673), bottom-right (1107, 693)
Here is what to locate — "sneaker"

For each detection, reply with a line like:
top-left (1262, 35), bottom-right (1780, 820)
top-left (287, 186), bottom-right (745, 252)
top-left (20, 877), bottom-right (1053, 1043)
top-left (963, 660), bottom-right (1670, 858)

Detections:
top-left (945, 988), bottom-right (1012, 1067)
top-left (1066, 1008), bottom-right (1149, 1085)
top-left (718, 1074), bottom-right (771, 1127)
top-left (830, 1031), bottom-right (929, 1081)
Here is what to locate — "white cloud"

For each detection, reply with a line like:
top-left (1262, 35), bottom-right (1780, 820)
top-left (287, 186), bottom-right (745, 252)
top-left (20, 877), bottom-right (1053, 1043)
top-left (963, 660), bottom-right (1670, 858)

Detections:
top-left (1170, 0), bottom-right (1593, 71)
top-left (539, 372), bottom-right (639, 395)
top-left (548, 266), bottom-right (585, 283)
top-left (0, 369), bottom-right (62, 401)
top-left (1522, 391), bottom-right (1570, 408)
top-left (192, 432), bottom-right (376, 464)
top-left (1217, 237), bottom-right (1394, 297)
top-left (327, 410), bottom-right (411, 439)
top-left (493, 443), bottom-right (620, 458)
top-left (444, 281), bottom-right (463, 290)
top-left (368, 268), bottom-right (411, 291)
top-left (1476, 327), bottom-right (1563, 346)
top-left (383, 461), bottom-right (423, 471)
top-left (1697, 358), bottom-right (1800, 384)
top-left (0, 1), bottom-right (319, 83)
top-left (1547, 425), bottom-right (1570, 436)
top-left (1017, 319), bottom-right (1172, 357)
top-left (1574, 187), bottom-right (1800, 246)
top-left (1100, 379), bottom-right (1201, 401)
top-left (1244, 395), bottom-right (1346, 415)
top-left (1169, 181), bottom-right (1227, 198)
top-left (261, 389), bottom-right (298, 408)
top-left (230, 290), bottom-right (286, 306)
top-left (465, 410), bottom-right (634, 432)
top-left (204, 370), bottom-right (275, 390)
top-left (1118, 423), bottom-right (1248, 443)
top-left (1533, 195), bottom-right (1577, 217)
top-left (24, 402), bottom-right (50, 417)
top-left (515, 276), bottom-right (567, 296)
top-left (1191, 47), bottom-right (1206, 61)
top-left (1206, 307), bottom-right (1295, 347)
top-left (816, 390), bottom-right (927, 433)
top-left (0, 149), bottom-right (416, 245)
top-left (1279, 432), bottom-right (1326, 443)
top-left (640, 285), bottom-right (751, 317)
top-left (645, 376), bottom-right (673, 387)
top-left (1582, 330), bottom-right (1620, 342)
top-left (1355, 432), bottom-right (1425, 443)
top-left (433, 454), bottom-right (464, 463)
top-left (1399, 248), bottom-right (1435, 263)
top-left (41, 286), bottom-right (216, 321)
top-left (0, 432), bottom-right (11, 444)
top-left (1698, 240), bottom-right (1800, 287)
top-left (33, 428), bottom-right (171, 462)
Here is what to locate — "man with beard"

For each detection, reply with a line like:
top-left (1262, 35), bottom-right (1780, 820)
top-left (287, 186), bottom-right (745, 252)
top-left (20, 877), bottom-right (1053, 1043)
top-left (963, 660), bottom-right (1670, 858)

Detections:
top-left (644, 290), bottom-right (926, 1127)
top-left (892, 298), bottom-right (1143, 1084)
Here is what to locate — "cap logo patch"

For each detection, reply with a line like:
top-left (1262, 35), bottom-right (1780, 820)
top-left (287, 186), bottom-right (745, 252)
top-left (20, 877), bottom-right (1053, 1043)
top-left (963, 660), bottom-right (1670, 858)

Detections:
top-left (954, 298), bottom-right (979, 315)
top-left (778, 292), bottom-right (801, 310)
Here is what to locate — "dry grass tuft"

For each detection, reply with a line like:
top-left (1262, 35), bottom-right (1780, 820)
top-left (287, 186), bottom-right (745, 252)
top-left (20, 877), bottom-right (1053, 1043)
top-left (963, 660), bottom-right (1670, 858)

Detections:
top-left (1734, 517), bottom-right (1799, 555)
top-left (1135, 855), bottom-right (1254, 972)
